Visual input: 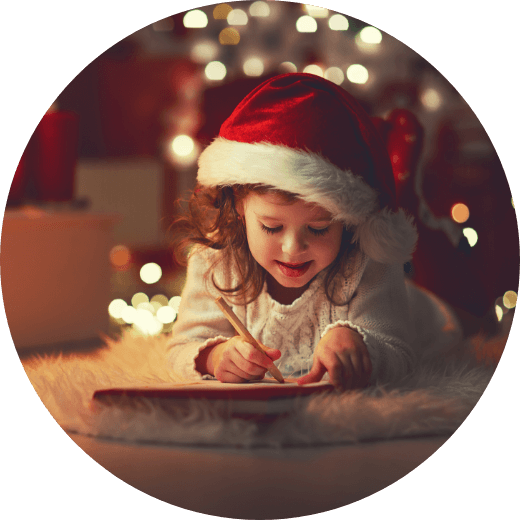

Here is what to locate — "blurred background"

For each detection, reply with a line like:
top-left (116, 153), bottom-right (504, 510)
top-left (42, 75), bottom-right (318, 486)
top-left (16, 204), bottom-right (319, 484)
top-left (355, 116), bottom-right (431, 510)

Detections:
top-left (2, 1), bottom-right (518, 354)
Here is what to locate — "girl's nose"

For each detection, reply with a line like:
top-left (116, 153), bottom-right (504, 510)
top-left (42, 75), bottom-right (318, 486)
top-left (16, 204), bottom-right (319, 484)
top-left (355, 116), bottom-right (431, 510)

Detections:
top-left (281, 231), bottom-right (308, 255)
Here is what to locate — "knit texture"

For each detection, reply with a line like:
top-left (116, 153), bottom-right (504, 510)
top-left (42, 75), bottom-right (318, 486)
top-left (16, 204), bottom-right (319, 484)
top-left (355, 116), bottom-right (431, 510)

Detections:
top-left (168, 247), bottom-right (462, 384)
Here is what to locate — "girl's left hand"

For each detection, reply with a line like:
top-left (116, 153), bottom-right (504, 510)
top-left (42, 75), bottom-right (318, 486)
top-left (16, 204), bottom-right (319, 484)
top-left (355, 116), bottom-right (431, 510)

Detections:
top-left (296, 327), bottom-right (372, 390)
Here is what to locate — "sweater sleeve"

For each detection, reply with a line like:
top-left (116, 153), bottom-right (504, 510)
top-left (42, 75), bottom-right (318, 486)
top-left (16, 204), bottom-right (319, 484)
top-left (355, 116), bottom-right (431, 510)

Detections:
top-left (167, 248), bottom-right (235, 380)
top-left (322, 260), bottom-right (416, 384)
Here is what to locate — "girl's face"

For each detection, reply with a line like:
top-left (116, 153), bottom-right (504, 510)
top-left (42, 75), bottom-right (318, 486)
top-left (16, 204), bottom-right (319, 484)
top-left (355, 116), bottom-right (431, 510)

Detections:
top-left (238, 192), bottom-right (344, 291)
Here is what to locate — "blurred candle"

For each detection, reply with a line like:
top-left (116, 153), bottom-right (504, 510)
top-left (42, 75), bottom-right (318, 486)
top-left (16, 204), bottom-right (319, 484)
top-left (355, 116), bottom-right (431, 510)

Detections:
top-left (34, 111), bottom-right (79, 202)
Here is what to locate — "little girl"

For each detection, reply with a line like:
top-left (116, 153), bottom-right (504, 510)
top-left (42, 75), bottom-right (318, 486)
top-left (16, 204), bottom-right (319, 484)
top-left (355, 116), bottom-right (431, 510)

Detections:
top-left (168, 73), bottom-right (461, 389)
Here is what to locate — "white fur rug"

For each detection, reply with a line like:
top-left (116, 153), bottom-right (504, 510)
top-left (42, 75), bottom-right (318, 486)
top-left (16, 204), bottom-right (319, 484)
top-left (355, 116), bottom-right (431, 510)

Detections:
top-left (22, 330), bottom-right (503, 447)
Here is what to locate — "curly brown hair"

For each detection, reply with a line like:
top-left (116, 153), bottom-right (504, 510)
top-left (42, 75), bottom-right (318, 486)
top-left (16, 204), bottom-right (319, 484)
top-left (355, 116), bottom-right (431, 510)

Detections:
top-left (173, 183), bottom-right (356, 306)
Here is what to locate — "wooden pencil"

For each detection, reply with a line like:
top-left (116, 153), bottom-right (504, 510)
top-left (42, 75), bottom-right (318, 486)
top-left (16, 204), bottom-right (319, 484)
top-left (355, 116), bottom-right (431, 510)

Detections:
top-left (215, 296), bottom-right (285, 383)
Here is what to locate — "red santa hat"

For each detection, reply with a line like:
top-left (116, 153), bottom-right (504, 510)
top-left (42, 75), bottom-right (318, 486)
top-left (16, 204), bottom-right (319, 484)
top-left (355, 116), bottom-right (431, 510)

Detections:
top-left (197, 73), bottom-right (417, 264)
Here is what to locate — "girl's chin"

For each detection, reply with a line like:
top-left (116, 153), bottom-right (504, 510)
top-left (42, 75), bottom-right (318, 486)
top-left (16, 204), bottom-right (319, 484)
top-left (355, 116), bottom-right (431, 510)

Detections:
top-left (269, 270), bottom-right (314, 289)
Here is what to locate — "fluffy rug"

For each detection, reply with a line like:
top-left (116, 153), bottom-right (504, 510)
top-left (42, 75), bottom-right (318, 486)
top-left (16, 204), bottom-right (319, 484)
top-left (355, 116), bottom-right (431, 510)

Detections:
top-left (22, 329), bottom-right (506, 448)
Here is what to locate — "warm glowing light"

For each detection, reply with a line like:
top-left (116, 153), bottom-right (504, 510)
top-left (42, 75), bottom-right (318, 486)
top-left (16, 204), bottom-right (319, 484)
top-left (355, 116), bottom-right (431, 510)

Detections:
top-left (171, 135), bottom-right (195, 157)
top-left (108, 299), bottom-right (127, 319)
top-left (168, 136), bottom-right (198, 167)
top-left (421, 88), bottom-right (442, 111)
top-left (503, 290), bottom-right (517, 309)
top-left (303, 64), bottom-right (324, 77)
top-left (191, 41), bottom-right (219, 63)
top-left (279, 61), bottom-right (297, 73)
top-left (325, 67), bottom-right (344, 85)
top-left (244, 57), bottom-right (264, 76)
top-left (249, 1), bottom-right (270, 17)
top-left (133, 308), bottom-right (163, 336)
top-left (110, 245), bottom-right (131, 269)
top-left (296, 15), bottom-right (318, 33)
top-left (169, 296), bottom-right (182, 311)
top-left (205, 61), bottom-right (227, 80)
top-left (462, 227), bottom-right (478, 247)
top-left (148, 300), bottom-right (162, 316)
top-left (512, 197), bottom-right (515, 208)
top-left (303, 5), bottom-right (329, 17)
top-left (121, 305), bottom-right (137, 324)
top-left (151, 294), bottom-right (169, 307)
top-left (140, 263), bottom-right (162, 284)
top-left (131, 292), bottom-right (149, 308)
top-left (183, 10), bottom-right (208, 28)
top-left (451, 203), bottom-right (470, 223)
top-left (213, 3), bottom-right (233, 19)
top-left (157, 305), bottom-right (177, 324)
top-left (346, 64), bottom-right (369, 84)
top-left (328, 14), bottom-right (349, 30)
top-left (495, 305), bottom-right (504, 322)
top-left (227, 9), bottom-right (248, 25)
top-left (219, 27), bottom-right (240, 45)
top-left (137, 302), bottom-right (156, 314)
top-left (359, 26), bottom-right (382, 44)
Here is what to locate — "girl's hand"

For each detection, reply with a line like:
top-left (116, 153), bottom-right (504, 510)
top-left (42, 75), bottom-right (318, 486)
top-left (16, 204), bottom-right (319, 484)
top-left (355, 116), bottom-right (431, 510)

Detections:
top-left (201, 337), bottom-right (281, 383)
top-left (296, 327), bottom-right (372, 390)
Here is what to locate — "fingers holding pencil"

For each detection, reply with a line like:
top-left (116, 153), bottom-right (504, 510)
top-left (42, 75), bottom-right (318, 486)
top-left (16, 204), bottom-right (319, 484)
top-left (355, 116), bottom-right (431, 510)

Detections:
top-left (207, 336), bottom-right (281, 383)
top-left (215, 297), bottom-right (285, 383)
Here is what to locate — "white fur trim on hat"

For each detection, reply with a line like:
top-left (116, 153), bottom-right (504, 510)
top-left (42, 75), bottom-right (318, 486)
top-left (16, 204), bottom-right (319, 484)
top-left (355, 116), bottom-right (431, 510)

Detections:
top-left (354, 208), bottom-right (417, 264)
top-left (198, 137), bottom-right (417, 263)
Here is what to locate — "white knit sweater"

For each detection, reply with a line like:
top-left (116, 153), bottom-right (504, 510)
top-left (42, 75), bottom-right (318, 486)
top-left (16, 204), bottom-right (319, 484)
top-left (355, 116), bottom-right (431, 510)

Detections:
top-left (168, 246), bottom-right (462, 384)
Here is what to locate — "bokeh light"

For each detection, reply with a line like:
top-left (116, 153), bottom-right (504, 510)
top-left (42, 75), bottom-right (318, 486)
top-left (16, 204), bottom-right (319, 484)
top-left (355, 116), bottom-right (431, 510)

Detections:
top-left (346, 64), bottom-right (369, 84)
top-left (190, 41), bottom-right (219, 63)
top-left (219, 27), bottom-right (240, 45)
top-left (171, 135), bottom-right (195, 157)
top-left (249, 1), bottom-right (270, 17)
top-left (109, 245), bottom-right (131, 269)
top-left (296, 15), bottom-right (318, 33)
top-left (227, 9), bottom-right (248, 25)
top-left (106, 291), bottom-right (181, 332)
top-left (140, 263), bottom-right (162, 284)
top-left (325, 67), bottom-right (345, 85)
top-left (133, 308), bottom-right (163, 336)
top-left (131, 292), bottom-right (149, 308)
top-left (169, 296), bottom-right (182, 311)
top-left (328, 14), bottom-right (349, 31)
top-left (421, 88), bottom-right (442, 111)
top-left (213, 3), bottom-right (233, 19)
top-left (183, 10), bottom-right (208, 28)
top-left (462, 227), bottom-right (478, 247)
top-left (303, 64), bottom-right (323, 77)
top-left (243, 57), bottom-right (264, 76)
top-left (121, 305), bottom-right (137, 324)
top-left (503, 290), bottom-right (517, 309)
top-left (108, 299), bottom-right (127, 319)
top-left (157, 305), bottom-right (177, 324)
top-left (151, 294), bottom-right (169, 307)
top-left (279, 61), bottom-right (297, 73)
top-left (205, 61), bottom-right (227, 80)
top-left (359, 26), bottom-right (382, 44)
top-left (495, 305), bottom-right (503, 322)
top-left (451, 203), bottom-right (470, 223)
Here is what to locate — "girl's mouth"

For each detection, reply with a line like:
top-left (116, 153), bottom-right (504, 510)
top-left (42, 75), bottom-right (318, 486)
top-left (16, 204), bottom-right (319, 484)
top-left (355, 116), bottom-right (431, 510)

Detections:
top-left (276, 260), bottom-right (312, 278)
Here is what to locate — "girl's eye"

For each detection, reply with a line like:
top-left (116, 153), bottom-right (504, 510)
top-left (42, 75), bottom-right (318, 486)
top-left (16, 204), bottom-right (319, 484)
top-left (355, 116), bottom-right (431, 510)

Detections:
top-left (261, 223), bottom-right (330, 236)
top-left (309, 226), bottom-right (330, 236)
top-left (261, 223), bottom-right (282, 234)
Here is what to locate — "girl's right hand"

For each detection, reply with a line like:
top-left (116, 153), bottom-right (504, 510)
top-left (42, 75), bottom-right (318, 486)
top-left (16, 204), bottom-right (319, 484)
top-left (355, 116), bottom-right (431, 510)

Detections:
top-left (205, 337), bottom-right (281, 383)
